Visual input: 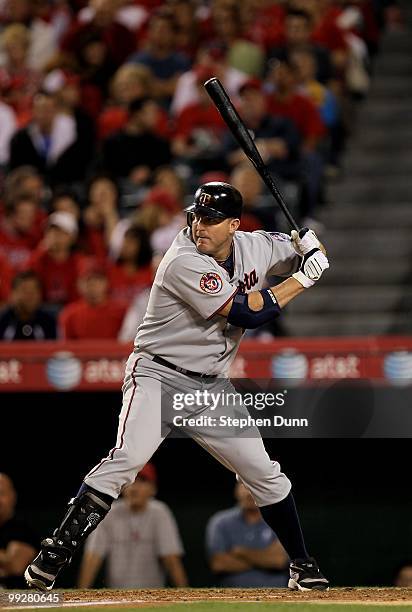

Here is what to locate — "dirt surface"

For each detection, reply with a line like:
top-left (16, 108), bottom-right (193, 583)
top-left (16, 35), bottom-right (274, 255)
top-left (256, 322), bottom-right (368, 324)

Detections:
top-left (64, 588), bottom-right (412, 605)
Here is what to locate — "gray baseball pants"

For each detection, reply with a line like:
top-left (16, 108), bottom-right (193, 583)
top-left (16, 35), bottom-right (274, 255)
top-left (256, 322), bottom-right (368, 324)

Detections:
top-left (84, 352), bottom-right (291, 507)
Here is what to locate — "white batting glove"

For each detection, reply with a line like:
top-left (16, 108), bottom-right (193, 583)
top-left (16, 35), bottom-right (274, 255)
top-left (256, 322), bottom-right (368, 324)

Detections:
top-left (291, 227), bottom-right (321, 256)
top-left (292, 249), bottom-right (329, 288)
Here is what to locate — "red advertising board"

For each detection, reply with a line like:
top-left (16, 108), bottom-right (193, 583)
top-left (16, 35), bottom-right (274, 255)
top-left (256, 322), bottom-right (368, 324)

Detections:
top-left (0, 337), bottom-right (412, 391)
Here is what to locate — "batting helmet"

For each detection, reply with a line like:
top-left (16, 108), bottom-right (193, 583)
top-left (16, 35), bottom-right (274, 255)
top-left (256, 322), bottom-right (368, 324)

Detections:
top-left (185, 182), bottom-right (243, 221)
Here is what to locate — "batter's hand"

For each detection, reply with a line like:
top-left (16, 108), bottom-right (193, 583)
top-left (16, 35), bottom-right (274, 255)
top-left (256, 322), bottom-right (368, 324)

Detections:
top-left (292, 249), bottom-right (329, 288)
top-left (290, 228), bottom-right (321, 256)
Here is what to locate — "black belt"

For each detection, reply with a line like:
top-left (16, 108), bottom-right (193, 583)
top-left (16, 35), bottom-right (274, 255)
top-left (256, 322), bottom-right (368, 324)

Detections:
top-left (152, 355), bottom-right (217, 378)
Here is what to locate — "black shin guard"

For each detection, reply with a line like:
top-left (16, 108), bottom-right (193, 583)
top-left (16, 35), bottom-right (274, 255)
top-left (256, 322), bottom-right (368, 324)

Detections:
top-left (54, 487), bottom-right (112, 553)
top-left (26, 487), bottom-right (113, 590)
top-left (40, 486), bottom-right (113, 571)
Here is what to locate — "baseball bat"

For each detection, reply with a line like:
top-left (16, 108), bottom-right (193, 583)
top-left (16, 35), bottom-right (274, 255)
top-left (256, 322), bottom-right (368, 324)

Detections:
top-left (204, 77), bottom-right (299, 231)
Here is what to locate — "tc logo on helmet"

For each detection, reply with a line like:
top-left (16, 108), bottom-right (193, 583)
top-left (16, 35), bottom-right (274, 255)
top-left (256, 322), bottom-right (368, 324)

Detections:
top-left (198, 192), bottom-right (212, 205)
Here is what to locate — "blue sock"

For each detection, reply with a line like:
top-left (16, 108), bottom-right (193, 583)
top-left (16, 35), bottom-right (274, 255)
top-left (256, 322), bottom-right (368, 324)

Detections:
top-left (260, 492), bottom-right (309, 560)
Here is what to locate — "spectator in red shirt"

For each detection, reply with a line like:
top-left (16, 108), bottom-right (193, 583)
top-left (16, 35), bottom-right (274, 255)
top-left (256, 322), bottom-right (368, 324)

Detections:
top-left (170, 0), bottom-right (202, 60)
top-left (153, 166), bottom-right (186, 204)
top-left (0, 251), bottom-right (12, 305)
top-left (108, 224), bottom-right (153, 306)
top-left (51, 187), bottom-right (105, 254)
top-left (172, 67), bottom-right (227, 176)
top-left (290, 47), bottom-right (344, 169)
top-left (266, 60), bottom-right (326, 223)
top-left (50, 188), bottom-right (81, 222)
top-left (2, 166), bottom-right (45, 210)
top-left (0, 194), bottom-right (42, 270)
top-left (66, 32), bottom-right (115, 118)
top-left (267, 9), bottom-right (335, 85)
top-left (98, 63), bottom-right (171, 141)
top-left (136, 187), bottom-right (185, 257)
top-left (230, 163), bottom-right (276, 232)
top-left (0, 166), bottom-right (47, 247)
top-left (266, 60), bottom-right (326, 150)
top-left (171, 43), bottom-right (248, 116)
top-left (128, 186), bottom-right (183, 249)
top-left (225, 78), bottom-right (301, 183)
top-left (0, 23), bottom-right (41, 125)
top-left (28, 211), bottom-right (84, 306)
top-left (60, 0), bottom-right (137, 119)
top-left (238, 0), bottom-right (286, 51)
top-left (59, 261), bottom-right (126, 340)
top-left (289, 0), bottom-right (348, 70)
top-left (82, 174), bottom-right (119, 260)
top-left (101, 97), bottom-right (171, 185)
top-left (355, 0), bottom-right (381, 56)
top-left (207, 3), bottom-right (265, 77)
top-left (98, 63), bottom-right (150, 139)
top-left (61, 0), bottom-right (136, 69)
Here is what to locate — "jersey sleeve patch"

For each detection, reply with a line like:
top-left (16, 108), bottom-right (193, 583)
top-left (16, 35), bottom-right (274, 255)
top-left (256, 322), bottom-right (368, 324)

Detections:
top-left (200, 272), bottom-right (223, 294)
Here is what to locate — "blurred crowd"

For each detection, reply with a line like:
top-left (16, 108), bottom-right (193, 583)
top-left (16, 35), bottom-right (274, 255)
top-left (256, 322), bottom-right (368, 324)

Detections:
top-left (2, 468), bottom-right (412, 589)
top-left (0, 469), bottom-right (290, 589)
top-left (0, 0), bottom-right (400, 341)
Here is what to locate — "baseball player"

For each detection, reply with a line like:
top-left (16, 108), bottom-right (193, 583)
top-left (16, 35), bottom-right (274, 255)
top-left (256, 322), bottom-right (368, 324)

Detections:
top-left (25, 182), bottom-right (330, 592)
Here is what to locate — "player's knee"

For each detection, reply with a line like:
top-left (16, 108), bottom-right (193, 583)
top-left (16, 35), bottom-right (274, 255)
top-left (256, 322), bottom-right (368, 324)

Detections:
top-left (240, 461), bottom-right (291, 507)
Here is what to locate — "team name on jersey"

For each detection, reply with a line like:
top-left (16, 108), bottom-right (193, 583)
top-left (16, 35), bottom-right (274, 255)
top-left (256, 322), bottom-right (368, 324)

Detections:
top-left (238, 269), bottom-right (258, 293)
top-left (269, 231), bottom-right (289, 242)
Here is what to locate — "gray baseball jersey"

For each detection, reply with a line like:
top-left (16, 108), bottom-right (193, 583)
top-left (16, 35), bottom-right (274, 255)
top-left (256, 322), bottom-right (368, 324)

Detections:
top-left (134, 228), bottom-right (299, 374)
top-left (85, 227), bottom-right (298, 506)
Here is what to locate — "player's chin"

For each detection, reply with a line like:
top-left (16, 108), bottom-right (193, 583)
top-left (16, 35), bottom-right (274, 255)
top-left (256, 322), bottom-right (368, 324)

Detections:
top-left (196, 239), bottom-right (213, 253)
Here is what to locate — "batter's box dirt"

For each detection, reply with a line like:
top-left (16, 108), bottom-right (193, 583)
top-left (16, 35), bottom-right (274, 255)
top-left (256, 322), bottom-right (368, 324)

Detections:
top-left (3, 589), bottom-right (412, 612)
top-left (63, 587), bottom-right (412, 605)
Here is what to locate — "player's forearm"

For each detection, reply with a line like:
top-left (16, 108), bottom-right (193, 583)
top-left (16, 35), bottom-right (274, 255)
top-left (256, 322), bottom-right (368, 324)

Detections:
top-left (246, 277), bottom-right (304, 312)
top-left (218, 277), bottom-right (305, 321)
top-left (269, 277), bottom-right (305, 308)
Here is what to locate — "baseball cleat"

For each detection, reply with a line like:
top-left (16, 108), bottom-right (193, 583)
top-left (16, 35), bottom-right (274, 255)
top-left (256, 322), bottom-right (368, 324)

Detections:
top-left (25, 538), bottom-right (71, 590)
top-left (288, 557), bottom-right (330, 591)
